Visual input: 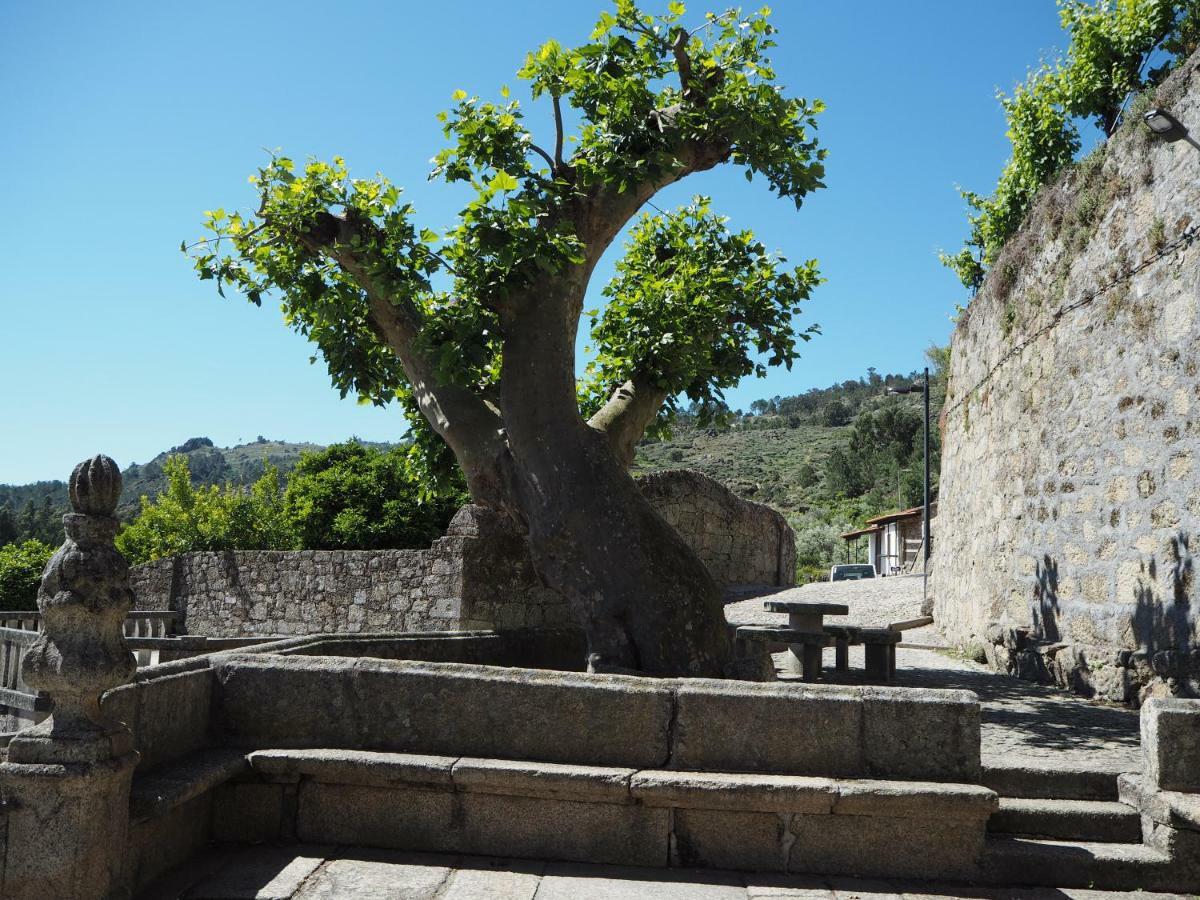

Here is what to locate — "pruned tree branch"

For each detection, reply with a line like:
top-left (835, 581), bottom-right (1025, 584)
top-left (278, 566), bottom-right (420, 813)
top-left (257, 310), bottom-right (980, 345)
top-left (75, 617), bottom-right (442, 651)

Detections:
top-left (587, 374), bottom-right (670, 468)
top-left (552, 93), bottom-right (565, 169)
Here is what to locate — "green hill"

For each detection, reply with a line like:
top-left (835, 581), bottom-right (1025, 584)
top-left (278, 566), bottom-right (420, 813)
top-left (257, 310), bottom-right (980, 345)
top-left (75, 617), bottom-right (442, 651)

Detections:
top-left (632, 421), bottom-right (848, 516)
top-left (0, 362), bottom-right (939, 556)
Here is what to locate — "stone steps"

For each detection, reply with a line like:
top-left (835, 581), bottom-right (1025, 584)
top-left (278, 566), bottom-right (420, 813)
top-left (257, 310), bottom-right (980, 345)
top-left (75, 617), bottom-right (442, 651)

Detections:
top-left (982, 761), bottom-right (1122, 800)
top-left (988, 797), bottom-right (1142, 843)
top-left (981, 837), bottom-right (1177, 892)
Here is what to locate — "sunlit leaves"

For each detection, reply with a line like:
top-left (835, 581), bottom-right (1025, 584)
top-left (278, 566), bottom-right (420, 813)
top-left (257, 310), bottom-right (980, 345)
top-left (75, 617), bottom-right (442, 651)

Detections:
top-left (581, 197), bottom-right (820, 422)
top-left (943, 0), bottom-right (1192, 293)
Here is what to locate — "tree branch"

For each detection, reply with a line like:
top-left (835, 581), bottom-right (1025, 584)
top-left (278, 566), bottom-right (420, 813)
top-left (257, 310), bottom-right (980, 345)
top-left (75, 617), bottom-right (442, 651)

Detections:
top-left (295, 210), bottom-right (517, 511)
top-left (587, 374), bottom-right (670, 469)
top-left (528, 143), bottom-right (556, 172)
top-left (552, 94), bottom-right (565, 169)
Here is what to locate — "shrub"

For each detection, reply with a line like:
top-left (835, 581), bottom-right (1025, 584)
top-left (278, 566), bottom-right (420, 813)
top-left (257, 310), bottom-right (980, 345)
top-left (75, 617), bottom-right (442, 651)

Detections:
top-left (0, 540), bottom-right (54, 611)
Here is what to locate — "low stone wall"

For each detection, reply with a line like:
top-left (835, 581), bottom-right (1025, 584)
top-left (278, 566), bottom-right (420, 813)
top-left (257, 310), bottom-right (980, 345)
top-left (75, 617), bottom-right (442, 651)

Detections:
top-left (637, 468), bottom-right (796, 588)
top-left (130, 470), bottom-right (795, 638)
top-left (129, 506), bottom-right (570, 638)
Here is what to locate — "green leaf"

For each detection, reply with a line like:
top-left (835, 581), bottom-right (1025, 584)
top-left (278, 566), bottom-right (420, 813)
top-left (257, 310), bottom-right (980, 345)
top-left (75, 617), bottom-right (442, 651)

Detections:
top-left (490, 170), bottom-right (519, 192)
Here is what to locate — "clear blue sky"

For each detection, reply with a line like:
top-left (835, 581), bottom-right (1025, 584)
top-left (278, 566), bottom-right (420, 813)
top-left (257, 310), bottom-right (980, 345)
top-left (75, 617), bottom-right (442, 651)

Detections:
top-left (0, 1), bottom-right (1071, 485)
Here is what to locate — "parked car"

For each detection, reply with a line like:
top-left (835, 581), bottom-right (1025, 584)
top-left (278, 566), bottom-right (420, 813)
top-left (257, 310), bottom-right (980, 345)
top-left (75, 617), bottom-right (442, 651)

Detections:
top-left (829, 564), bottom-right (876, 582)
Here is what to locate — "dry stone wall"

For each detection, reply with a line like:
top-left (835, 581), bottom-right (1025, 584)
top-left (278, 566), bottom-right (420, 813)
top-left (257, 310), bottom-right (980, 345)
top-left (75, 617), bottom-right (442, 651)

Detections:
top-left (130, 470), bottom-right (795, 638)
top-left (637, 469), bottom-right (796, 588)
top-left (129, 505), bottom-right (570, 638)
top-left (931, 55), bottom-right (1200, 704)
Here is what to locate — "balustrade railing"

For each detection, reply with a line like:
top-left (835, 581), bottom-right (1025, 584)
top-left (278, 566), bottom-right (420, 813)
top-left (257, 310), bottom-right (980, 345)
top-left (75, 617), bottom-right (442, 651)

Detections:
top-left (0, 609), bottom-right (179, 728)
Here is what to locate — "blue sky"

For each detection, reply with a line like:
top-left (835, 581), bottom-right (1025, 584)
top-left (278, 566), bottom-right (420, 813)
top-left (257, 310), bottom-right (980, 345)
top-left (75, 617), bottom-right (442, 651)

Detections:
top-left (0, 1), bottom-right (1073, 485)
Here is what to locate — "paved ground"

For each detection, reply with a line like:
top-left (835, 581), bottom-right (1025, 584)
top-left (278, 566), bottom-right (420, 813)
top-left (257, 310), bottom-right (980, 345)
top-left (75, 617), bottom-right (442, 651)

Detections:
top-left (815, 644), bottom-right (1141, 773)
top-left (141, 844), bottom-right (1189, 899)
top-left (728, 579), bottom-right (1140, 774)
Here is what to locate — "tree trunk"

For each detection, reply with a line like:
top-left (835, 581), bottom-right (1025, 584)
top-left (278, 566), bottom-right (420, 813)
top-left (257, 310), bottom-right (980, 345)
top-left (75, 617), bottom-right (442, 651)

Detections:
top-left (513, 420), bottom-right (732, 677)
top-left (490, 278), bottom-right (733, 678)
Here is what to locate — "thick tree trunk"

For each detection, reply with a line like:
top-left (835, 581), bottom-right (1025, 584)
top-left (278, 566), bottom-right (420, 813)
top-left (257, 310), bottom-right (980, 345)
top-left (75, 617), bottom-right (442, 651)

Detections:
top-left (490, 277), bottom-right (734, 678)
top-left (512, 421), bottom-right (732, 677)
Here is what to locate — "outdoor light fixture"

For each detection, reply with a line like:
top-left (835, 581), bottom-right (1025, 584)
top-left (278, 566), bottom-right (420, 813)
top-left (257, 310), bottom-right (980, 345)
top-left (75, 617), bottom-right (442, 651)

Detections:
top-left (1143, 107), bottom-right (1200, 151)
top-left (1144, 108), bottom-right (1188, 141)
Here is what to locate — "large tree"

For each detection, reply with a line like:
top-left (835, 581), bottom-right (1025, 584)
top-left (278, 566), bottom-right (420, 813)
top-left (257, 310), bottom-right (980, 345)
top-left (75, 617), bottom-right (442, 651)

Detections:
top-left (190, 1), bottom-right (825, 677)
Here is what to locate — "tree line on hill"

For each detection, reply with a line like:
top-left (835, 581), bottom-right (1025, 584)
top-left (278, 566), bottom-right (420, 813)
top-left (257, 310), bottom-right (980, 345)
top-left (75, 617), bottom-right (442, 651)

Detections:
top-left (0, 441), bottom-right (464, 611)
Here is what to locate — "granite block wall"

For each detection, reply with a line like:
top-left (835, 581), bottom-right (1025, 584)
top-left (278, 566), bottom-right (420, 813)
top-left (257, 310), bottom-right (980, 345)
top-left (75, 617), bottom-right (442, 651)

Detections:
top-left (931, 54), bottom-right (1200, 703)
top-left (130, 471), bottom-right (795, 639)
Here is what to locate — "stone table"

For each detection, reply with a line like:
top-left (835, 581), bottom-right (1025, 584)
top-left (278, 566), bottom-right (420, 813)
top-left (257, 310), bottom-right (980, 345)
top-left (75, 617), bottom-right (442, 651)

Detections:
top-left (737, 599), bottom-right (850, 681)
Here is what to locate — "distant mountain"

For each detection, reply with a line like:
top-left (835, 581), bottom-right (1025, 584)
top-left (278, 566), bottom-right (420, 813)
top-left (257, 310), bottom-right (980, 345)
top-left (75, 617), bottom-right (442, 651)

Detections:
top-left (0, 436), bottom-right (398, 525)
top-left (1, 365), bottom-right (932, 543)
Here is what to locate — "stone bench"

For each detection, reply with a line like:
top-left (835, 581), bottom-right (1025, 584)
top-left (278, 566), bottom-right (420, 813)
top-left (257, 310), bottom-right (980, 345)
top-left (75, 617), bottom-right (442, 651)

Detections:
top-left (204, 746), bottom-right (997, 878)
top-left (737, 624), bottom-right (900, 682)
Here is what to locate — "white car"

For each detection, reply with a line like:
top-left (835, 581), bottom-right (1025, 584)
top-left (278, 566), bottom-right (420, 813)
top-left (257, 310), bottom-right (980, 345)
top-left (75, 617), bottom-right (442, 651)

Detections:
top-left (829, 564), bottom-right (876, 582)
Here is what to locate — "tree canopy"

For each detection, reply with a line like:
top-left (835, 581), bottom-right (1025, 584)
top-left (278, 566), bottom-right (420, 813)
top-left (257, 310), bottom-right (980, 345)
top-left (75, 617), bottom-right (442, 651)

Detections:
top-left (189, 1), bottom-right (828, 676)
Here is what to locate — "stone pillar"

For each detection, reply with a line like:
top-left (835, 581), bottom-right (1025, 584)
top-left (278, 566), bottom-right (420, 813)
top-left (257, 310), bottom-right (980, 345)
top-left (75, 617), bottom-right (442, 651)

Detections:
top-left (1118, 698), bottom-right (1200, 887)
top-left (0, 456), bottom-right (139, 900)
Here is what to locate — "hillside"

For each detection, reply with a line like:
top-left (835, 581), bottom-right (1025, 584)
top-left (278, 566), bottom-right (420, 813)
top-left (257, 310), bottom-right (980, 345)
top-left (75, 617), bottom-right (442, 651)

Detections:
top-left (0, 436), bottom-right (396, 528)
top-left (632, 421), bottom-right (848, 516)
top-left (0, 363), bottom-right (938, 559)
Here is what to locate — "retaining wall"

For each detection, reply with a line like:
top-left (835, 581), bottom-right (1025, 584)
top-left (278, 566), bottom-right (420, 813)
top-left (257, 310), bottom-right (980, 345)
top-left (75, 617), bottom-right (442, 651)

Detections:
top-left (130, 470), bottom-right (796, 638)
top-left (931, 55), bottom-right (1200, 703)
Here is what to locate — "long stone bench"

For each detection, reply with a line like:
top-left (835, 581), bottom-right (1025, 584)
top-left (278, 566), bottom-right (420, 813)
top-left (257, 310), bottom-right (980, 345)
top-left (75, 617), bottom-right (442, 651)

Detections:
top-left (207, 746), bottom-right (997, 877)
top-left (99, 643), bottom-right (997, 888)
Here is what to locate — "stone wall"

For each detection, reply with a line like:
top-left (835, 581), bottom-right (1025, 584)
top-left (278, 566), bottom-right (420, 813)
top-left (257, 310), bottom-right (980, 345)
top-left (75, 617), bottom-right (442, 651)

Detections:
top-left (931, 54), bottom-right (1200, 704)
top-left (637, 468), bottom-right (796, 588)
top-left (130, 506), bottom-right (571, 638)
top-left (131, 470), bottom-right (795, 638)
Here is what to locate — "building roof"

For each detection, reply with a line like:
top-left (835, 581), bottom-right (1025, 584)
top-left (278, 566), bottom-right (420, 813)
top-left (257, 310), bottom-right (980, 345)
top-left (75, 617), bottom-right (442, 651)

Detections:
top-left (863, 501), bottom-right (938, 527)
top-left (840, 525), bottom-right (880, 540)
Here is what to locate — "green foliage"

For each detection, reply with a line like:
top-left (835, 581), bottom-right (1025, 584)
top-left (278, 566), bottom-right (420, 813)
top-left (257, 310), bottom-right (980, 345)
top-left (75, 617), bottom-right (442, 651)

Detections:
top-left (581, 197), bottom-right (820, 425)
top-left (188, 2), bottom-right (826, 477)
top-left (942, 68), bottom-right (1080, 292)
top-left (116, 456), bottom-right (297, 565)
top-left (283, 442), bottom-right (466, 550)
top-left (1059, 0), bottom-right (1176, 132)
top-left (0, 539), bottom-right (54, 612)
top-left (942, 0), bottom-right (1194, 293)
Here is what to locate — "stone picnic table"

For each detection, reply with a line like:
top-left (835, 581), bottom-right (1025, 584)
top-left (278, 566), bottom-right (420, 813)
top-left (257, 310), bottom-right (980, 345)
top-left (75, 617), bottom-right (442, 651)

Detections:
top-left (733, 598), bottom-right (902, 682)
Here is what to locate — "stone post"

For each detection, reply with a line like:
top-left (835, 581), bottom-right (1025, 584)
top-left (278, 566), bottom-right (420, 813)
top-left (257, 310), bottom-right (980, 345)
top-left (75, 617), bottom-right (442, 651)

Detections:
top-left (1117, 698), bottom-right (1200, 888)
top-left (0, 455), bottom-right (139, 900)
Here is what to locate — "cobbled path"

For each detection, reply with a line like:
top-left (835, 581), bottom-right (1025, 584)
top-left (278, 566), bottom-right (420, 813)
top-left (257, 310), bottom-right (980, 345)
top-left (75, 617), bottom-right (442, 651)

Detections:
top-left (141, 844), bottom-right (1188, 898)
top-left (727, 578), bottom-right (1140, 774)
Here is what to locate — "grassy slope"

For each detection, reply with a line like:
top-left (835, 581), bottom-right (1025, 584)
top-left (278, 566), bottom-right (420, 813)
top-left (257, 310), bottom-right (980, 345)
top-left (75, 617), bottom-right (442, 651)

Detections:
top-left (632, 420), bottom-right (849, 517)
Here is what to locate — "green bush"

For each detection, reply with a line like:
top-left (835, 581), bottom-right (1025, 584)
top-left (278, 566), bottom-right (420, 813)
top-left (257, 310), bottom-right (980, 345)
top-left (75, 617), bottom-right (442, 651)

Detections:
top-left (0, 540), bottom-right (55, 611)
top-left (117, 455), bottom-right (297, 565)
top-left (283, 442), bottom-right (466, 551)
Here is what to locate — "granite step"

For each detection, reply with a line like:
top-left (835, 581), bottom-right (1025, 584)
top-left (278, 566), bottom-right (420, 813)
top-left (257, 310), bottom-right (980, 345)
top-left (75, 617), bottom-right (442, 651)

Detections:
top-left (981, 836), bottom-right (1176, 892)
top-left (988, 797), bottom-right (1142, 842)
top-left (982, 761), bottom-right (1122, 800)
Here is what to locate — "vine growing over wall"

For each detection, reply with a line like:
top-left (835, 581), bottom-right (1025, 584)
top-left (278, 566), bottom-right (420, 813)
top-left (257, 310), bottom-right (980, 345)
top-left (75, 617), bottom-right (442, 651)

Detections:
top-left (942, 0), bottom-right (1200, 294)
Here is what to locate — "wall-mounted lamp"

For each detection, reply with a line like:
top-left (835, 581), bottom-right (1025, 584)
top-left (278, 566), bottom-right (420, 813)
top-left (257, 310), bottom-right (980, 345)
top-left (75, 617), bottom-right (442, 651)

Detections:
top-left (1144, 108), bottom-right (1200, 151)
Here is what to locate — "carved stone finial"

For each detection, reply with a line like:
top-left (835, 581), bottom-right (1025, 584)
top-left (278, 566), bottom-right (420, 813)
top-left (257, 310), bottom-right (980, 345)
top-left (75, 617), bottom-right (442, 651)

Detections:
top-left (9, 454), bottom-right (135, 763)
top-left (69, 454), bottom-right (122, 517)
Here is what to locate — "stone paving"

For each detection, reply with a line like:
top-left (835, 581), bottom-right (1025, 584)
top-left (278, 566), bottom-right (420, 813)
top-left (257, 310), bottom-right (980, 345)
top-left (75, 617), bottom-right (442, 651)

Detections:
top-left (729, 579), bottom-right (1141, 773)
top-left (140, 844), bottom-right (1190, 899)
